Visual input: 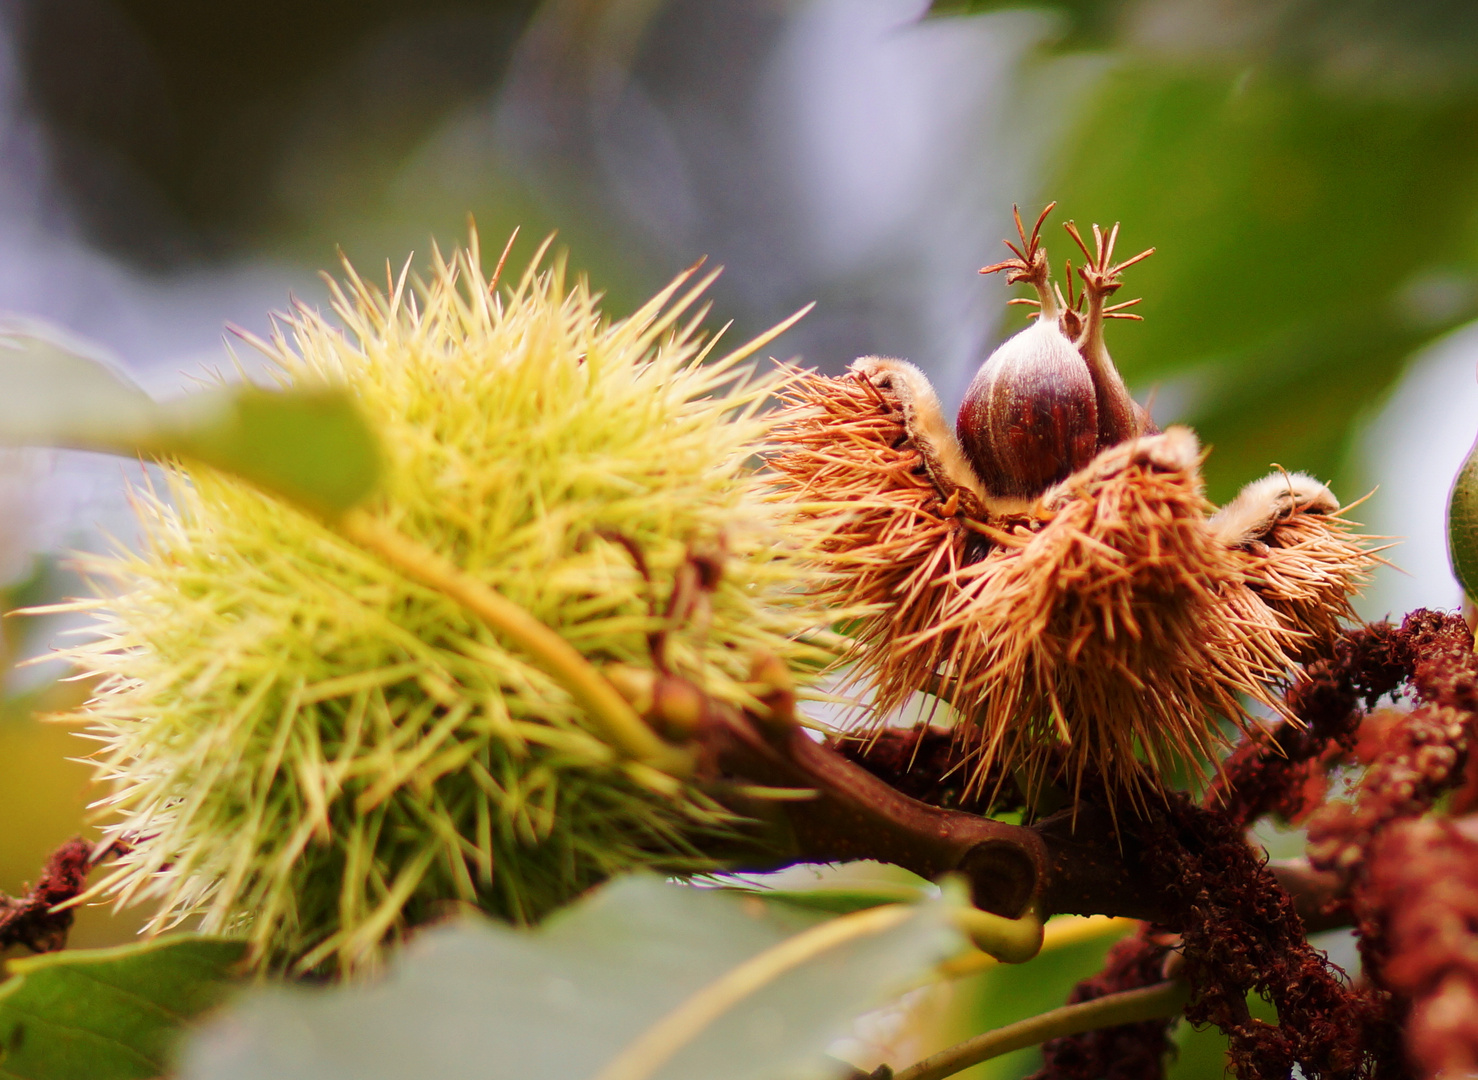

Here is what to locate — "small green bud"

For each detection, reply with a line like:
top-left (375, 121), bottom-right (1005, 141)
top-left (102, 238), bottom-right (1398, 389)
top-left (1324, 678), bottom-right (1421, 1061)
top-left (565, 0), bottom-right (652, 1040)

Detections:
top-left (1448, 427), bottom-right (1478, 605)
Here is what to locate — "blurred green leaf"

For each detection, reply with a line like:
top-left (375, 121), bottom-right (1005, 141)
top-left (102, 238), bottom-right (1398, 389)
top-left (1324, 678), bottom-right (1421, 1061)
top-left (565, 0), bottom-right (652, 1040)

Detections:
top-left (1033, 64), bottom-right (1478, 500)
top-left (0, 327), bottom-right (381, 516)
top-left (0, 330), bottom-right (159, 450)
top-left (180, 875), bottom-right (962, 1080)
top-left (0, 935), bottom-right (246, 1080)
top-left (741, 889), bottom-right (925, 915)
top-left (926, 0), bottom-right (1124, 47)
top-left (929, 0), bottom-right (1478, 77)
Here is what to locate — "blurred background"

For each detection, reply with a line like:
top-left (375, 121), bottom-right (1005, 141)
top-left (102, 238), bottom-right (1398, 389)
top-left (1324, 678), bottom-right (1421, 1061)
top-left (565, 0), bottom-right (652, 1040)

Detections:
top-left (2, 0), bottom-right (1478, 1074)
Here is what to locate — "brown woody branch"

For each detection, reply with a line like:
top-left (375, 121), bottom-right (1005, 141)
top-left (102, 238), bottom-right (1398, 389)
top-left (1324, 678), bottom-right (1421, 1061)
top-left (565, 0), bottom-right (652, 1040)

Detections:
top-left (693, 612), bottom-right (1469, 938)
top-left (699, 701), bottom-right (1173, 924)
top-left (695, 610), bottom-right (1472, 1080)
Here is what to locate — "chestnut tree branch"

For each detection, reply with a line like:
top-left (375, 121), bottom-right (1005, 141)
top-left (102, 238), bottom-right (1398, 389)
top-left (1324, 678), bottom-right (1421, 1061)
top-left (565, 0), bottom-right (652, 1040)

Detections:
top-left (700, 703), bottom-right (1174, 923)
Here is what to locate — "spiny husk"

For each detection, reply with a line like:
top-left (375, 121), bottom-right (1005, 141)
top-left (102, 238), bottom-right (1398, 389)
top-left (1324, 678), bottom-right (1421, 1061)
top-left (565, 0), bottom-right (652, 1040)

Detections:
top-left (925, 434), bottom-right (1293, 804)
top-left (767, 367), bottom-right (969, 709)
top-left (1237, 511), bottom-right (1376, 662)
top-left (770, 368), bottom-right (1368, 804)
top-left (60, 236), bottom-right (832, 975)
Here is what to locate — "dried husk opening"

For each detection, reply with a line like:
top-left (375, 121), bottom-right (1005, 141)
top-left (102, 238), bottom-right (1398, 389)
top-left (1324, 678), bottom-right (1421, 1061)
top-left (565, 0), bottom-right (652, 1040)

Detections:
top-left (769, 366), bottom-right (1374, 807)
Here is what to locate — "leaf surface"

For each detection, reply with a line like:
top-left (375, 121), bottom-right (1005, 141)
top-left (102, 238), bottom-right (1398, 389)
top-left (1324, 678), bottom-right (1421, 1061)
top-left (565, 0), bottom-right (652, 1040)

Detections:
top-left (0, 330), bottom-right (158, 451)
top-left (155, 385), bottom-right (381, 515)
top-left (1024, 65), bottom-right (1478, 499)
top-left (181, 875), bottom-right (961, 1080)
top-left (0, 327), bottom-right (380, 516)
top-left (0, 936), bottom-right (246, 1080)
top-left (928, 0), bottom-right (1478, 70)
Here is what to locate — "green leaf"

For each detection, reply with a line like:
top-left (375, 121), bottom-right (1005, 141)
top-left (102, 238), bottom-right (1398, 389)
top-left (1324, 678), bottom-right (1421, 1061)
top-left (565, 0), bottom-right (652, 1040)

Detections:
top-left (1447, 431), bottom-right (1478, 601)
top-left (0, 329), bottom-right (159, 451)
top-left (0, 935), bottom-right (247, 1080)
top-left (180, 875), bottom-right (962, 1080)
top-left (0, 326), bottom-right (381, 516)
top-left (928, 0), bottom-right (1478, 76)
top-left (1037, 64), bottom-right (1478, 500)
top-left (155, 385), bottom-right (381, 517)
top-left (926, 0), bottom-right (1125, 47)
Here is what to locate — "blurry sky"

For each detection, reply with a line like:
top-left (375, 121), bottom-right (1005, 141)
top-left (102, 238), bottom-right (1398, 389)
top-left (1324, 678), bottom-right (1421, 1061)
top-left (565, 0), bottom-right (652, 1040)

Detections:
top-left (0, 0), bottom-right (1471, 623)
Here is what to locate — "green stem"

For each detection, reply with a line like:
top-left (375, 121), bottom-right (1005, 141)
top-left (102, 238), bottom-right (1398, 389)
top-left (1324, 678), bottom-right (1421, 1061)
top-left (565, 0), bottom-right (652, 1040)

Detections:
top-left (952, 902), bottom-right (1043, 964)
top-left (890, 980), bottom-right (1189, 1080)
top-left (341, 510), bottom-right (687, 774)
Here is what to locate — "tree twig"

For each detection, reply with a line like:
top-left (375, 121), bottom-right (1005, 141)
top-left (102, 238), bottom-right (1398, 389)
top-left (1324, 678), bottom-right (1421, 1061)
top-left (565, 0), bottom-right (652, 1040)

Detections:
top-left (704, 703), bottom-right (1176, 924)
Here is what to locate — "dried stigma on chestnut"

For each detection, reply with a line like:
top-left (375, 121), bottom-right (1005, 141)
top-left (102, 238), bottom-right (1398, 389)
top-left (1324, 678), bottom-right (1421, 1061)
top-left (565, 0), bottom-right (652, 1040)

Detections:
top-left (960, 204), bottom-right (1154, 506)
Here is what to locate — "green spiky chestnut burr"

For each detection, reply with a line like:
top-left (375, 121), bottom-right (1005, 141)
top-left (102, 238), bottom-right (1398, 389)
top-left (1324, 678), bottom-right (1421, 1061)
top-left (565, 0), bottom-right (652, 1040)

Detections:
top-left (61, 235), bottom-right (830, 976)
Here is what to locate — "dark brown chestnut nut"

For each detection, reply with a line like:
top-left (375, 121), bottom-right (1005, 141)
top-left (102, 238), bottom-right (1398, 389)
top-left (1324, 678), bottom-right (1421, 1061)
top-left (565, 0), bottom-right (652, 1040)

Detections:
top-left (956, 318), bottom-right (1098, 501)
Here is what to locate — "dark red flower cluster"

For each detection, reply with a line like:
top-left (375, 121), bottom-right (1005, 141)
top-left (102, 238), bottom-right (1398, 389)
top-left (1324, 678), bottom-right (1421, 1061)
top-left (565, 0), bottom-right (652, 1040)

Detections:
top-left (0, 836), bottom-right (127, 954)
top-left (1034, 610), bottom-right (1478, 1080)
top-left (1036, 792), bottom-right (1388, 1080)
top-left (1154, 797), bottom-right (1390, 1080)
top-left (1364, 817), bottom-right (1478, 1079)
top-left (1209, 617), bottom-right (1414, 829)
top-left (1306, 611), bottom-right (1478, 882)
